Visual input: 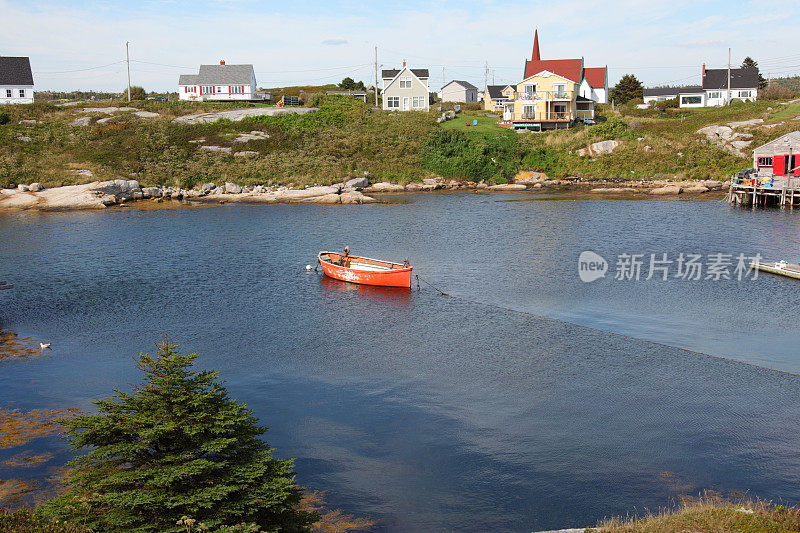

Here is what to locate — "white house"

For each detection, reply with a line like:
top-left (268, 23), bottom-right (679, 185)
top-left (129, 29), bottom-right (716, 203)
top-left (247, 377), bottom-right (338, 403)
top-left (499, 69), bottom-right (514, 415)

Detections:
top-left (381, 65), bottom-right (430, 111)
top-left (643, 65), bottom-right (759, 109)
top-left (0, 56), bottom-right (34, 105)
top-left (441, 80), bottom-right (478, 103)
top-left (178, 61), bottom-right (258, 101)
top-left (578, 67), bottom-right (608, 104)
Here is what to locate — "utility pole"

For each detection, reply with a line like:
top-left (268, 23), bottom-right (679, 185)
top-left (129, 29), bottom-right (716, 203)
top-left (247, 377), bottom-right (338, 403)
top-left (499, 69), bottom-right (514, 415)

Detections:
top-left (727, 47), bottom-right (731, 106)
top-left (492, 70), bottom-right (495, 85)
top-left (125, 41), bottom-right (131, 103)
top-left (374, 46), bottom-right (379, 107)
top-left (484, 61), bottom-right (488, 92)
top-left (442, 66), bottom-right (445, 94)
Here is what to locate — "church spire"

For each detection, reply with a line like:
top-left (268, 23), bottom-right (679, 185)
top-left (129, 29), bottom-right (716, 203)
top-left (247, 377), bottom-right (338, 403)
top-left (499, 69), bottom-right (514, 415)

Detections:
top-left (531, 28), bottom-right (541, 61)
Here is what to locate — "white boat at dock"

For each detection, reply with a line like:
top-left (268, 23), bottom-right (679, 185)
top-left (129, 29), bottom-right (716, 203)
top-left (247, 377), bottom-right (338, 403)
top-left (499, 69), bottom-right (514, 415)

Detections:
top-left (750, 259), bottom-right (800, 280)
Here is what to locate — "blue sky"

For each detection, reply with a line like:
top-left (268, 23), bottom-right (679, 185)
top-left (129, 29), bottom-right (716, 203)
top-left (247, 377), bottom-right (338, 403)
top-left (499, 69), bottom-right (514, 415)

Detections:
top-left (2, 0), bottom-right (799, 92)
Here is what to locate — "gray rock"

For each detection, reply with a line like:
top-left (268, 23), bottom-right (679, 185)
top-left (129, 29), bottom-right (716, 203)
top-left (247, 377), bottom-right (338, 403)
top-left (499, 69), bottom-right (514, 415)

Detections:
top-left (702, 180), bottom-right (722, 189)
top-left (17, 136), bottom-right (33, 142)
top-left (224, 182), bottom-right (242, 194)
top-left (233, 150), bottom-right (259, 158)
top-left (96, 117), bottom-right (113, 124)
top-left (172, 107), bottom-right (316, 125)
top-left (142, 187), bottom-right (162, 198)
top-left (96, 179), bottom-right (139, 196)
top-left (199, 145), bottom-right (232, 154)
top-left (69, 117), bottom-right (91, 127)
top-left (727, 118), bottom-right (763, 128)
top-left (650, 185), bottom-right (683, 195)
top-left (200, 182), bottom-right (216, 193)
top-left (17, 184), bottom-right (30, 192)
top-left (345, 177), bottom-right (369, 189)
top-left (365, 182), bottom-right (405, 192)
top-left (133, 111), bottom-right (160, 118)
top-left (684, 185), bottom-right (709, 194)
top-left (28, 182), bottom-right (44, 192)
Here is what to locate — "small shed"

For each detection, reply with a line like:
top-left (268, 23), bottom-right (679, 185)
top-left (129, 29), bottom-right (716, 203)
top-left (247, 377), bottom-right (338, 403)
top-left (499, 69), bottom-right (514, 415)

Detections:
top-left (753, 132), bottom-right (800, 177)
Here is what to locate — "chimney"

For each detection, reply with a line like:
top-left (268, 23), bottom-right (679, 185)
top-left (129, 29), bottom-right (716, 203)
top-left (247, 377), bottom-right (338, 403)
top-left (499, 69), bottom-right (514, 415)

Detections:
top-left (220, 60), bottom-right (226, 65)
top-left (403, 59), bottom-right (406, 68)
top-left (702, 63), bottom-right (705, 83)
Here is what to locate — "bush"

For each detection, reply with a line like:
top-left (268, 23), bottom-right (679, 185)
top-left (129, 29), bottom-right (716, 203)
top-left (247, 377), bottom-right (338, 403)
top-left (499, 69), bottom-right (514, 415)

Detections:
top-left (654, 97), bottom-right (679, 111)
top-left (0, 110), bottom-right (9, 125)
top-left (423, 129), bottom-right (520, 181)
top-left (591, 116), bottom-right (629, 138)
top-left (760, 84), bottom-right (797, 100)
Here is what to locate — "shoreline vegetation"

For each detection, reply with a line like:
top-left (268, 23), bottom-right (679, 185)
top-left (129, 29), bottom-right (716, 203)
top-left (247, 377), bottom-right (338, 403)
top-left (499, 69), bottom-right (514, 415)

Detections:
top-left (0, 335), bottom-right (375, 532)
top-left (1, 94), bottom-right (798, 211)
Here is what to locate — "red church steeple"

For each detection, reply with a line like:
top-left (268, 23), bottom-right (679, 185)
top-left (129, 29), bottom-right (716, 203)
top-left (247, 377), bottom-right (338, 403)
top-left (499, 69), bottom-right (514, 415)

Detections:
top-left (531, 29), bottom-right (541, 61)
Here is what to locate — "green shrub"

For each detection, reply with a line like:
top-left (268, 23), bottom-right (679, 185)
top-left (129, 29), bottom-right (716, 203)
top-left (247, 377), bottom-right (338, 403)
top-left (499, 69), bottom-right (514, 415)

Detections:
top-left (0, 110), bottom-right (9, 125)
top-left (423, 129), bottom-right (520, 181)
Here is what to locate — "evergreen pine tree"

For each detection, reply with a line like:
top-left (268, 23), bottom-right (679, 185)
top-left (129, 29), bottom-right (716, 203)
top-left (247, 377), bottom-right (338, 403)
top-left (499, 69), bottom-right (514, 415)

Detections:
top-left (741, 56), bottom-right (767, 89)
top-left (610, 74), bottom-right (644, 105)
top-left (42, 341), bottom-right (317, 532)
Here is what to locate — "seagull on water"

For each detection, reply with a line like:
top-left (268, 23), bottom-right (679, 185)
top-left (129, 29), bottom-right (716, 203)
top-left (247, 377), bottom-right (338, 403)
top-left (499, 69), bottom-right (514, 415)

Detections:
top-left (39, 342), bottom-right (51, 350)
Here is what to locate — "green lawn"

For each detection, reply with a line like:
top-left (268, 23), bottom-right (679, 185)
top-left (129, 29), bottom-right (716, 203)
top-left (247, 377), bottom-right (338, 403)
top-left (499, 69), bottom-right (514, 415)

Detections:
top-left (440, 113), bottom-right (507, 135)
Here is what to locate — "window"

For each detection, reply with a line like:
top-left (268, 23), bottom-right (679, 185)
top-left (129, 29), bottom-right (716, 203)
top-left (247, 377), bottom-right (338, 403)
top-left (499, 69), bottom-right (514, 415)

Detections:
top-left (523, 84), bottom-right (535, 97)
top-left (18, 89), bottom-right (25, 98)
top-left (740, 90), bottom-right (751, 98)
top-left (5, 89), bottom-right (11, 98)
top-left (757, 157), bottom-right (773, 167)
top-left (554, 83), bottom-right (567, 98)
top-left (201, 86), bottom-right (214, 95)
top-left (681, 96), bottom-right (702, 105)
top-left (522, 105), bottom-right (534, 119)
top-left (412, 96), bottom-right (425, 108)
top-left (554, 103), bottom-right (567, 118)
top-left (387, 96), bottom-right (400, 108)
top-left (709, 91), bottom-right (722, 99)
top-left (399, 78), bottom-right (412, 89)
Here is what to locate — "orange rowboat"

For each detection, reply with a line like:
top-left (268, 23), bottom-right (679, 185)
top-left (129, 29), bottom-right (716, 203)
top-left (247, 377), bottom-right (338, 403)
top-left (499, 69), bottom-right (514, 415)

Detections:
top-left (318, 251), bottom-right (412, 288)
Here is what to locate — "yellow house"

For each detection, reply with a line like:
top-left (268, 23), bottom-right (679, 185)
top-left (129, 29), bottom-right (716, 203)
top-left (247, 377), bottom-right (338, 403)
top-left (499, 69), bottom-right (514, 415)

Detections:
top-left (484, 84), bottom-right (516, 112)
top-left (502, 71), bottom-right (593, 131)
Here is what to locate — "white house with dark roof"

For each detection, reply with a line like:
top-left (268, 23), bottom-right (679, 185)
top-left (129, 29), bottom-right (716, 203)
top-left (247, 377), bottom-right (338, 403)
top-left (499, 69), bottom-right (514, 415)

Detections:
top-left (440, 80), bottom-right (478, 103)
top-left (0, 56), bottom-right (34, 105)
top-left (178, 61), bottom-right (258, 101)
top-left (643, 65), bottom-right (759, 109)
top-left (381, 65), bottom-right (430, 111)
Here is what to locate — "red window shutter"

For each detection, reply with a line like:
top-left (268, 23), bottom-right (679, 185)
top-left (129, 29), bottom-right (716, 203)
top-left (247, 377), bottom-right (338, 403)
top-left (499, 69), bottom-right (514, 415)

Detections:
top-left (241, 86), bottom-right (244, 93)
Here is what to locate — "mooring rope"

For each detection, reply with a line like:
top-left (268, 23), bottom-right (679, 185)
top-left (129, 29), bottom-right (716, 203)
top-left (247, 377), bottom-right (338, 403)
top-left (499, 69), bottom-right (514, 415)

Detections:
top-left (415, 274), bottom-right (449, 296)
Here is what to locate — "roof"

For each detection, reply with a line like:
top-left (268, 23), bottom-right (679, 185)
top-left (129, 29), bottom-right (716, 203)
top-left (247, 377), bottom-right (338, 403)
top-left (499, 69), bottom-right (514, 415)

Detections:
top-left (531, 29), bottom-right (541, 62)
top-left (583, 67), bottom-right (606, 89)
top-left (381, 68), bottom-right (429, 80)
top-left (702, 68), bottom-right (759, 90)
top-left (178, 64), bottom-right (254, 86)
top-left (576, 95), bottom-right (594, 103)
top-left (0, 56), bottom-right (34, 85)
top-left (486, 85), bottom-right (507, 99)
top-left (643, 86), bottom-right (700, 97)
top-left (753, 132), bottom-right (800, 155)
top-left (443, 80), bottom-right (477, 91)
top-left (524, 59), bottom-right (583, 82)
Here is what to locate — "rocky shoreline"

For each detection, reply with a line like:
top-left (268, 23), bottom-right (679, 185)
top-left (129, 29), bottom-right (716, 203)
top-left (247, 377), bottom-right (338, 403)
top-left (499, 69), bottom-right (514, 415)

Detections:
top-left (0, 174), bottom-right (727, 213)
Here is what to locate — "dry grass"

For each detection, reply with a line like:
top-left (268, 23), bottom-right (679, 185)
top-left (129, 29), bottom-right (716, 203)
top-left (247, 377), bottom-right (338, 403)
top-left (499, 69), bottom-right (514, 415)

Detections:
top-left (597, 491), bottom-right (800, 533)
top-left (0, 331), bottom-right (41, 362)
top-left (299, 489), bottom-right (377, 532)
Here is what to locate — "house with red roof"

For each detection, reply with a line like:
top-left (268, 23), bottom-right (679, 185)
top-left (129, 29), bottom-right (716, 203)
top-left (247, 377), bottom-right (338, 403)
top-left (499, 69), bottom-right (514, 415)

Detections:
top-left (522, 30), bottom-right (608, 104)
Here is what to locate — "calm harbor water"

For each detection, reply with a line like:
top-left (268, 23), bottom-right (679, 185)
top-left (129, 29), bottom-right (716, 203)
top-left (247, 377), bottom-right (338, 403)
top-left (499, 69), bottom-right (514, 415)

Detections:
top-left (1, 192), bottom-right (800, 532)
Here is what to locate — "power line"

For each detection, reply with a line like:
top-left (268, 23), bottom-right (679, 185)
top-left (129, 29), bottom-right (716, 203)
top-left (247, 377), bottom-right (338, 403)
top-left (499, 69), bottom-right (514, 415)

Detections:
top-left (34, 60), bottom-right (125, 74)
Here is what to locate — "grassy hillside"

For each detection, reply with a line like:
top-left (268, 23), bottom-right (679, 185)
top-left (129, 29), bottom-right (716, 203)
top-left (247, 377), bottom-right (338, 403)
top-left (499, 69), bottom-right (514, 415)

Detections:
top-left (597, 493), bottom-right (800, 533)
top-left (1, 96), bottom-right (798, 189)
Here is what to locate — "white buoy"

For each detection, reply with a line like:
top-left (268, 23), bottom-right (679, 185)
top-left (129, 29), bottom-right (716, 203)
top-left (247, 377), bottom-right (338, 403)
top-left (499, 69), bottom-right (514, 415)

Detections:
top-left (305, 264), bottom-right (313, 271)
top-left (40, 342), bottom-right (51, 350)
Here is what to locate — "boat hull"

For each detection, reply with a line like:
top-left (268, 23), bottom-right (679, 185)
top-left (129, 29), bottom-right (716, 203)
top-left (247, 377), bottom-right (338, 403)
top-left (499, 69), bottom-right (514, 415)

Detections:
top-left (318, 252), bottom-right (412, 288)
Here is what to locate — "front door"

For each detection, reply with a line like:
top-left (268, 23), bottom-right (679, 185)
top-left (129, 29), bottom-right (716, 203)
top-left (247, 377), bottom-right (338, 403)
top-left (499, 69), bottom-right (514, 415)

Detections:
top-left (403, 97), bottom-right (410, 111)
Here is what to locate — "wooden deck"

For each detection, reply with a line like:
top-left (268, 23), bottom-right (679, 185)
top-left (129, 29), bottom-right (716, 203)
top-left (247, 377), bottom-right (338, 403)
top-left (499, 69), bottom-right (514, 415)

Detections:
top-left (727, 175), bottom-right (800, 207)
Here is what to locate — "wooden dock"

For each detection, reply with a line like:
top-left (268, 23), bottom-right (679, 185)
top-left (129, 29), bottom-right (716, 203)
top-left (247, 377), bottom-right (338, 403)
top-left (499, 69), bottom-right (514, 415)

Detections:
top-left (728, 173), bottom-right (800, 208)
